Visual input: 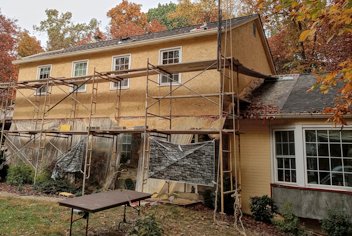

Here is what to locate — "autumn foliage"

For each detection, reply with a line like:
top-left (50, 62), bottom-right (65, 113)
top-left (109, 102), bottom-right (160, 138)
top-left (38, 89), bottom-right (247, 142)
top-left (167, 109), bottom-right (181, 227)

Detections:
top-left (0, 12), bottom-right (17, 82)
top-left (107, 0), bottom-right (166, 39)
top-left (17, 32), bottom-right (44, 57)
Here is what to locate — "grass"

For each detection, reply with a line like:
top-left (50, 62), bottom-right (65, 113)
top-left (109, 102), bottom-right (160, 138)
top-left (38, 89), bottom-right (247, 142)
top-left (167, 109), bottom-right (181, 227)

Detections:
top-left (0, 196), bottom-right (254, 236)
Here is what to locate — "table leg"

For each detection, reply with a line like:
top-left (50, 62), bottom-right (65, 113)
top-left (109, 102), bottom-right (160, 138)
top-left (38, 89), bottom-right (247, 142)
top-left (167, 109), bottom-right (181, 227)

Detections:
top-left (123, 204), bottom-right (127, 223)
top-left (69, 208), bottom-right (73, 236)
top-left (85, 213), bottom-right (89, 236)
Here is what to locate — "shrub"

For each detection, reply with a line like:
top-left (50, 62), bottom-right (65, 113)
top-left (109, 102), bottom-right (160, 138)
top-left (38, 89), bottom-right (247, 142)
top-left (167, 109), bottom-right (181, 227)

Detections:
top-left (321, 209), bottom-right (352, 236)
top-left (6, 164), bottom-right (34, 186)
top-left (275, 202), bottom-right (303, 235)
top-left (250, 195), bottom-right (277, 223)
top-left (129, 215), bottom-right (163, 236)
top-left (34, 177), bottom-right (77, 195)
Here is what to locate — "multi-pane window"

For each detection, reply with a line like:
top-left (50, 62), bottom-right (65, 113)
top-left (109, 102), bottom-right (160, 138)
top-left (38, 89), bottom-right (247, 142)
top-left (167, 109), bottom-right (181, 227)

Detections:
top-left (36, 65), bottom-right (51, 95)
top-left (120, 134), bottom-right (132, 164)
top-left (73, 61), bottom-right (88, 92)
top-left (160, 48), bottom-right (181, 84)
top-left (112, 55), bottom-right (130, 89)
top-left (305, 129), bottom-right (352, 187)
top-left (275, 130), bottom-right (296, 183)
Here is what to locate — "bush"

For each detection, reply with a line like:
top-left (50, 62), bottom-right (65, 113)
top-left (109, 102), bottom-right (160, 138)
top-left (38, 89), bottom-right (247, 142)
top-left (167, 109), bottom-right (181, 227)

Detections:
top-left (275, 203), bottom-right (303, 235)
top-left (250, 195), bottom-right (277, 223)
top-left (321, 209), bottom-right (352, 236)
top-left (129, 215), bottom-right (163, 236)
top-left (34, 175), bottom-right (77, 195)
top-left (6, 164), bottom-right (34, 186)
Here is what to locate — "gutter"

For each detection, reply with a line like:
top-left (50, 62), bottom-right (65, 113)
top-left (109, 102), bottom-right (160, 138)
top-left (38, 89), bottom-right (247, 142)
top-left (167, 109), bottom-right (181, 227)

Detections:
top-left (249, 113), bottom-right (352, 119)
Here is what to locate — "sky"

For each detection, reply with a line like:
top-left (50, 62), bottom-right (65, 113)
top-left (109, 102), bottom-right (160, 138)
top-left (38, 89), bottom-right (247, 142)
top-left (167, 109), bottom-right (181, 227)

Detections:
top-left (0, 0), bottom-right (175, 47)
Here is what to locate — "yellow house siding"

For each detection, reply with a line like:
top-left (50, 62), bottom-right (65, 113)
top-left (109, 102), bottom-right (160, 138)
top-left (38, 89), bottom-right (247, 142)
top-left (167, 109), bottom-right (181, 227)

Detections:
top-left (239, 120), bottom-right (272, 213)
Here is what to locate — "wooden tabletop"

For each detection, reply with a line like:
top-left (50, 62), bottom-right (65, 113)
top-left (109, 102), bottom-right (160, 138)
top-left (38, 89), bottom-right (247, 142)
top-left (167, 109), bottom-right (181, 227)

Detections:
top-left (58, 189), bottom-right (151, 213)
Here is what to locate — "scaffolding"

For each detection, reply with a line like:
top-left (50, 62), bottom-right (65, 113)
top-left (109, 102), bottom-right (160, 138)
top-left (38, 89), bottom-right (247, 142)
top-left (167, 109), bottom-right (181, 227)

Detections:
top-left (0, 31), bottom-right (274, 219)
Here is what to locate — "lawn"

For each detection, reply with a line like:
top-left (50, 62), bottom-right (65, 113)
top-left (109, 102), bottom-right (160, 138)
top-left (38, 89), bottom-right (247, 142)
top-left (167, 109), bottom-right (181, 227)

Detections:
top-left (0, 196), bottom-right (282, 236)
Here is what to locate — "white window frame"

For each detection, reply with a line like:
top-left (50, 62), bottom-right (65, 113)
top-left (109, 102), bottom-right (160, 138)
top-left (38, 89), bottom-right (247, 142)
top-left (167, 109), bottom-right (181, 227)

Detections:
top-left (110, 54), bottom-right (131, 90)
top-left (71, 60), bottom-right (88, 93)
top-left (272, 128), bottom-right (299, 186)
top-left (35, 65), bottom-right (52, 96)
top-left (271, 125), bottom-right (352, 191)
top-left (303, 127), bottom-right (352, 189)
top-left (158, 47), bottom-right (182, 86)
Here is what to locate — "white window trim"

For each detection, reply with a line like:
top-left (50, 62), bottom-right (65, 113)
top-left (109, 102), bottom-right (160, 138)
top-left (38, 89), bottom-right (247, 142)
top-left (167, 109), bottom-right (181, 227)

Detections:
top-left (158, 46), bottom-right (182, 86)
top-left (271, 124), bottom-right (352, 192)
top-left (35, 64), bottom-right (52, 96)
top-left (272, 127), bottom-right (300, 186)
top-left (71, 60), bottom-right (89, 93)
top-left (110, 54), bottom-right (131, 90)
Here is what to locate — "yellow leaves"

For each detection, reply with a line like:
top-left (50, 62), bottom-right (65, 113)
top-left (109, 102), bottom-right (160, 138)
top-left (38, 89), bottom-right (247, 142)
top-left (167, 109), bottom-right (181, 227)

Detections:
top-left (299, 29), bottom-right (316, 42)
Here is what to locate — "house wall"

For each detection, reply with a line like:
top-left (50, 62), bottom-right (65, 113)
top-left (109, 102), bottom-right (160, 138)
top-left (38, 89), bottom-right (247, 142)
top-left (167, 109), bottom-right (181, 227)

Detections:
top-left (14, 19), bottom-right (274, 128)
top-left (239, 118), bottom-right (352, 217)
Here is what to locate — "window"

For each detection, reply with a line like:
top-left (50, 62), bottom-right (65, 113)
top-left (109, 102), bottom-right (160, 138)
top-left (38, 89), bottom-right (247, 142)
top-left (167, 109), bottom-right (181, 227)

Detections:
top-left (305, 129), bottom-right (352, 187)
top-left (274, 130), bottom-right (296, 183)
top-left (120, 134), bottom-right (132, 164)
top-left (72, 61), bottom-right (88, 92)
top-left (36, 65), bottom-right (51, 95)
top-left (111, 55), bottom-right (130, 89)
top-left (159, 48), bottom-right (181, 84)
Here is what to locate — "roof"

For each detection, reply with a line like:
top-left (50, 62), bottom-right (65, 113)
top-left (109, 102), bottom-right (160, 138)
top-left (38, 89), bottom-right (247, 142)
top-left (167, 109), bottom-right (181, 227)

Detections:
top-left (243, 74), bottom-right (339, 118)
top-left (14, 15), bottom-right (259, 65)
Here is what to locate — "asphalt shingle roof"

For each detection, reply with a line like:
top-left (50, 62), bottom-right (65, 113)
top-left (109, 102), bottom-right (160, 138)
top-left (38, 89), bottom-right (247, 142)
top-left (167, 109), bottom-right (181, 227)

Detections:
top-left (244, 74), bottom-right (338, 117)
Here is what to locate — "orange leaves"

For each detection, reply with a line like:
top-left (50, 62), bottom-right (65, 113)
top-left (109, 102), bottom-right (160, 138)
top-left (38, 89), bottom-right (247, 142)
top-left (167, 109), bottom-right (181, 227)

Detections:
top-left (17, 32), bottom-right (44, 58)
top-left (299, 29), bottom-right (316, 42)
top-left (0, 13), bottom-right (18, 82)
top-left (107, 0), bottom-right (166, 39)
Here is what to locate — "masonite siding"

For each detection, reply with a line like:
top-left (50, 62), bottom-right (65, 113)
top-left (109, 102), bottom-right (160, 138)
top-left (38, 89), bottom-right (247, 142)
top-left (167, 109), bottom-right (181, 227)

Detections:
top-left (239, 119), bottom-right (272, 213)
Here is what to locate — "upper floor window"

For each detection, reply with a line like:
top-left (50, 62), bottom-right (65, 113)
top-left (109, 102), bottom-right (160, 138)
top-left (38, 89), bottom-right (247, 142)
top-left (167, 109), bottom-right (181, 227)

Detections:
top-left (159, 47), bottom-right (181, 85)
top-left (274, 130), bottom-right (296, 183)
top-left (72, 60), bottom-right (88, 92)
top-left (111, 55), bottom-right (130, 89)
top-left (36, 65), bottom-right (51, 95)
top-left (305, 129), bottom-right (352, 187)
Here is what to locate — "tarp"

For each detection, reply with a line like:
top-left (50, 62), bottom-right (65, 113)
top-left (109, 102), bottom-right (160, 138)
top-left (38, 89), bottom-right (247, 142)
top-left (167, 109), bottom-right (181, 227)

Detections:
top-left (51, 138), bottom-right (86, 180)
top-left (148, 138), bottom-right (215, 186)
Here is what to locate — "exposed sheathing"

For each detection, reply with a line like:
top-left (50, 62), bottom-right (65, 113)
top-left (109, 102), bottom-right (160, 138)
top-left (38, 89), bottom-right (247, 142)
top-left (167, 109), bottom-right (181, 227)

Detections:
top-left (6, 118), bottom-right (115, 186)
top-left (14, 36), bottom-right (221, 121)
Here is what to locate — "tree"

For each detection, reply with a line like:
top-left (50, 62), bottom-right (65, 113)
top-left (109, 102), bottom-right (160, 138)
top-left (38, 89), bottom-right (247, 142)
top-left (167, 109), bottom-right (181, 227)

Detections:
top-left (0, 11), bottom-right (17, 82)
top-left (240, 0), bottom-right (352, 124)
top-left (168, 0), bottom-right (235, 26)
top-left (34, 9), bottom-right (99, 51)
top-left (147, 2), bottom-right (187, 29)
top-left (17, 31), bottom-right (44, 57)
top-left (107, 0), bottom-right (166, 39)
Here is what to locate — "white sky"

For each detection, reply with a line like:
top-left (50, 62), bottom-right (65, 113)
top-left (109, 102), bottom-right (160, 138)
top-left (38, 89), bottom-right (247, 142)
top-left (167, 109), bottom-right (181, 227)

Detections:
top-left (0, 0), bottom-right (175, 46)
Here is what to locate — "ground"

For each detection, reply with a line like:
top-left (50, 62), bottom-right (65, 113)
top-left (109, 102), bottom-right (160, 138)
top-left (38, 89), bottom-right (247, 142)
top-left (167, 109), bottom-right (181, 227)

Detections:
top-left (0, 183), bottom-right (285, 236)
